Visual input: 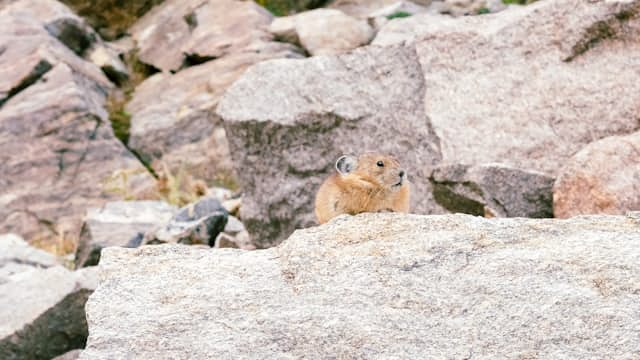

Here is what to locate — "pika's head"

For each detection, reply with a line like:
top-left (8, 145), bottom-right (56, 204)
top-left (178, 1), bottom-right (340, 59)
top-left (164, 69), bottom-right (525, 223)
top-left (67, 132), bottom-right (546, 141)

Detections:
top-left (335, 153), bottom-right (408, 191)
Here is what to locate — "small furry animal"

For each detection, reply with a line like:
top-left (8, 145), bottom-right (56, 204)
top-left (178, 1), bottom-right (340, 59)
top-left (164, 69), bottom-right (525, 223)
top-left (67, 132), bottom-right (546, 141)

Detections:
top-left (314, 153), bottom-right (410, 224)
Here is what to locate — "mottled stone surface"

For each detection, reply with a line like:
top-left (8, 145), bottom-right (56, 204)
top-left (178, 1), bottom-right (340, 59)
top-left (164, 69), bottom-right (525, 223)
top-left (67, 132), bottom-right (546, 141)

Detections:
top-left (82, 213), bottom-right (640, 359)
top-left (130, 0), bottom-right (279, 72)
top-left (217, 44), bottom-right (444, 247)
top-left (127, 49), bottom-right (301, 182)
top-left (375, 0), bottom-right (640, 175)
top-left (554, 131), bottom-right (640, 218)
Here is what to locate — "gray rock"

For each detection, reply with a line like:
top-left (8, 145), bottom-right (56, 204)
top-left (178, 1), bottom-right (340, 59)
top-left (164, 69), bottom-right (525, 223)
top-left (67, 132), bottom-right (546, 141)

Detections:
top-left (554, 131), bottom-right (640, 218)
top-left (0, 7), bottom-right (156, 243)
top-left (0, 233), bottom-right (59, 282)
top-left (217, 44), bottom-right (444, 247)
top-left (76, 201), bottom-right (178, 268)
top-left (130, 0), bottom-right (280, 72)
top-left (375, 0), bottom-right (640, 175)
top-left (430, 163), bottom-right (554, 218)
top-left (127, 49), bottom-right (301, 182)
top-left (146, 197), bottom-right (228, 247)
top-left (82, 213), bottom-right (640, 359)
top-left (269, 9), bottom-right (374, 56)
top-left (0, 266), bottom-right (98, 360)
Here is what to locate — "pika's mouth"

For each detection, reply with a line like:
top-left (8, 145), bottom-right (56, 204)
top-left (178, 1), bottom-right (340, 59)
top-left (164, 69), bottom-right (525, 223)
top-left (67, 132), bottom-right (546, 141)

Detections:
top-left (392, 179), bottom-right (403, 188)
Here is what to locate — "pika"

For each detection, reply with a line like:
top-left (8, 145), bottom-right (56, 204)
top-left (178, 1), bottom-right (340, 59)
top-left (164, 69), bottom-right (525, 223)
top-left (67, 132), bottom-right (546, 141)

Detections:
top-left (314, 153), bottom-right (410, 224)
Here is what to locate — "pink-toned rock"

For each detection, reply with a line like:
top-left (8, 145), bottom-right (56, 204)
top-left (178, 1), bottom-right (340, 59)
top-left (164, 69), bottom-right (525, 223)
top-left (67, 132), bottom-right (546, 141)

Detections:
top-left (130, 0), bottom-right (277, 72)
top-left (554, 131), bottom-right (640, 218)
top-left (127, 47), bottom-right (302, 183)
top-left (270, 9), bottom-right (374, 56)
top-left (0, 8), bottom-right (155, 243)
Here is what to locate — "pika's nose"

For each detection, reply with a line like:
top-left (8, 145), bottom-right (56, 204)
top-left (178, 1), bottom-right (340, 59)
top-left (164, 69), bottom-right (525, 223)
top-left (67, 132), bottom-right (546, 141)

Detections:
top-left (399, 170), bottom-right (405, 178)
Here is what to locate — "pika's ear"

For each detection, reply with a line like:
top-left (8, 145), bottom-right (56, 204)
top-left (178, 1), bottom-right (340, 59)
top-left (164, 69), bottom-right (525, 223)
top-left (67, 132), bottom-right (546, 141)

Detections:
top-left (336, 155), bottom-right (357, 175)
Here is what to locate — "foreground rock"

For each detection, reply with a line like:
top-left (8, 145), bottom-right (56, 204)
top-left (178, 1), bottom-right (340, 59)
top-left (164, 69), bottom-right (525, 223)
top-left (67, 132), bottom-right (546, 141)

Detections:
top-left (269, 9), bottom-right (374, 55)
top-left (0, 5), bottom-right (156, 242)
top-left (430, 163), bottom-right (554, 218)
top-left (0, 265), bottom-right (97, 359)
top-left (554, 131), bottom-right (640, 218)
top-left (374, 0), bottom-right (640, 175)
top-left (218, 44), bottom-right (444, 247)
top-left (76, 201), bottom-right (177, 268)
top-left (82, 213), bottom-right (640, 358)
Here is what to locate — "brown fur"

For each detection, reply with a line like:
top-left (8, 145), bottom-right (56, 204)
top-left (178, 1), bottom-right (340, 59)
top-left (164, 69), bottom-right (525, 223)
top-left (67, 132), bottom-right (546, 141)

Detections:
top-left (315, 153), bottom-right (410, 224)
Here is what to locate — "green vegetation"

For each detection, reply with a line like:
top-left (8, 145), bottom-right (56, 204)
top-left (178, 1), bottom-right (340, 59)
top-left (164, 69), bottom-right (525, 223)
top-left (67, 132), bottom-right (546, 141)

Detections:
top-left (106, 50), bottom-right (157, 146)
top-left (502, 0), bottom-right (537, 4)
top-left (255, 0), bottom-right (328, 16)
top-left (477, 7), bottom-right (491, 14)
top-left (59, 0), bottom-right (165, 40)
top-left (386, 11), bottom-right (412, 20)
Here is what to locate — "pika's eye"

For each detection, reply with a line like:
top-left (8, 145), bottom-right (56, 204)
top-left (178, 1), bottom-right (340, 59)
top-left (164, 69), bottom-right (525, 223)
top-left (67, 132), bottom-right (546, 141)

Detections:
top-left (376, 160), bottom-right (384, 167)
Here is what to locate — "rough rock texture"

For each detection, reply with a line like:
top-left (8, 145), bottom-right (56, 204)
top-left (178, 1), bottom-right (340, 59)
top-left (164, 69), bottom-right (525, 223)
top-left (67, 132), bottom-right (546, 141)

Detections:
top-left (554, 131), bottom-right (640, 218)
top-left (82, 213), bottom-right (640, 359)
top-left (217, 44), bottom-right (444, 247)
top-left (374, 0), bottom-right (640, 175)
top-left (130, 0), bottom-right (279, 72)
top-left (0, 234), bottom-right (59, 281)
top-left (0, 266), bottom-right (98, 360)
top-left (76, 201), bottom-right (177, 268)
top-left (145, 197), bottom-right (228, 247)
top-left (127, 49), bottom-right (301, 182)
top-left (430, 163), bottom-right (554, 218)
top-left (269, 9), bottom-right (374, 55)
top-left (0, 5), bottom-right (156, 242)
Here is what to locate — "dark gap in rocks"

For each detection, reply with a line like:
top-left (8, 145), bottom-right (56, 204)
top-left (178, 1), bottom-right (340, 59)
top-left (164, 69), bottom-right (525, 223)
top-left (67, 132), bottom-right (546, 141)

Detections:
top-left (431, 182), bottom-right (485, 216)
top-left (182, 53), bottom-right (217, 68)
top-left (0, 60), bottom-right (53, 108)
top-left (45, 19), bottom-right (96, 56)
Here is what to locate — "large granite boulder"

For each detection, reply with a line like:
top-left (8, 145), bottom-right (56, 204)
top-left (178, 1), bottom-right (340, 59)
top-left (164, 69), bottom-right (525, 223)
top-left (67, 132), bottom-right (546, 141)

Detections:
top-left (0, 6), bottom-right (155, 243)
top-left (127, 49), bottom-right (302, 182)
top-left (130, 0), bottom-right (281, 72)
top-left (217, 44), bottom-right (444, 247)
top-left (82, 213), bottom-right (640, 358)
top-left (0, 265), bottom-right (98, 359)
top-left (554, 131), bottom-right (640, 218)
top-left (218, 0), bottom-right (640, 246)
top-left (76, 201), bottom-right (177, 268)
top-left (374, 0), bottom-right (640, 175)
